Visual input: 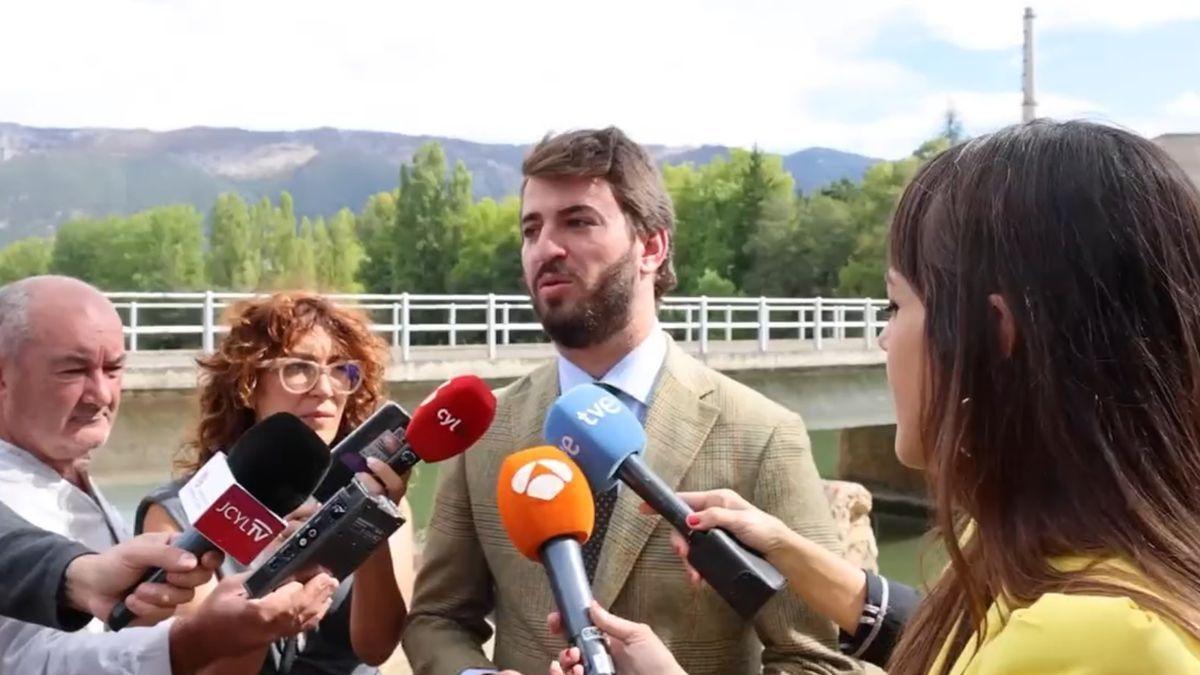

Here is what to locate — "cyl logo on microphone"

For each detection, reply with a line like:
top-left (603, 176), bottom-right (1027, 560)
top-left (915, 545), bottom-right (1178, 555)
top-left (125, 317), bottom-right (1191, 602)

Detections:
top-left (216, 501), bottom-right (277, 542)
top-left (194, 485), bottom-right (286, 565)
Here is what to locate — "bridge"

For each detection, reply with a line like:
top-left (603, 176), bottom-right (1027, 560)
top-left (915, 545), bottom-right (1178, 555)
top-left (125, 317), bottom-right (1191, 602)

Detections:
top-left (108, 291), bottom-right (890, 389)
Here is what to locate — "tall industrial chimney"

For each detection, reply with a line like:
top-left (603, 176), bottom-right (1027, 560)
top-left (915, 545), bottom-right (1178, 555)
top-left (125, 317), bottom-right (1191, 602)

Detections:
top-left (1022, 7), bottom-right (1037, 123)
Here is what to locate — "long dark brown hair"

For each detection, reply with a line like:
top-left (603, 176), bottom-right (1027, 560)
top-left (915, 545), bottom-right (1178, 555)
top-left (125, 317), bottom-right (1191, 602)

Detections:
top-left (886, 120), bottom-right (1200, 673)
top-left (175, 292), bottom-right (387, 475)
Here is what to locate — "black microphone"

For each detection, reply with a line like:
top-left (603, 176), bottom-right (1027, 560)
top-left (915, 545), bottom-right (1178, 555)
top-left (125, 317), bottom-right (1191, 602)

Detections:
top-left (107, 412), bottom-right (330, 630)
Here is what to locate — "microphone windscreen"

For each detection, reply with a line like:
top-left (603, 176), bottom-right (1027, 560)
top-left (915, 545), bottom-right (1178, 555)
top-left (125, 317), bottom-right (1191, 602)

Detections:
top-left (496, 446), bottom-right (595, 562)
top-left (226, 412), bottom-right (331, 515)
top-left (406, 375), bottom-right (497, 462)
top-left (543, 383), bottom-right (645, 493)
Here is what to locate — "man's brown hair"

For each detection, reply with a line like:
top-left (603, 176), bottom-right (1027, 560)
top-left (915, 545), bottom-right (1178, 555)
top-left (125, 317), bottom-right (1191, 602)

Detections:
top-left (522, 126), bottom-right (677, 298)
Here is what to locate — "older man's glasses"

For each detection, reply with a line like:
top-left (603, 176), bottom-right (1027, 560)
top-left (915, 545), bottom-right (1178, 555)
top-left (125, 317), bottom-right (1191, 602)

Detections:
top-left (260, 358), bottom-right (364, 395)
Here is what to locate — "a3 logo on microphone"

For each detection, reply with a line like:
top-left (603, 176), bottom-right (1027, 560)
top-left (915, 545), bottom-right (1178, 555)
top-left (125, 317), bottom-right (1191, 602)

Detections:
top-left (509, 458), bottom-right (575, 501)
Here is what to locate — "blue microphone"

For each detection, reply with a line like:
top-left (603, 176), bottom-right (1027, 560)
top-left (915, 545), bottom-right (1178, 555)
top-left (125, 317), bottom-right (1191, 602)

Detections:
top-left (544, 384), bottom-right (787, 620)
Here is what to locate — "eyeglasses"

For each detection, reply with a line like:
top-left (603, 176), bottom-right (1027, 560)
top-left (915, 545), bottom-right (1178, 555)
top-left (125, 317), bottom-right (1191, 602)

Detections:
top-left (259, 358), bottom-right (364, 395)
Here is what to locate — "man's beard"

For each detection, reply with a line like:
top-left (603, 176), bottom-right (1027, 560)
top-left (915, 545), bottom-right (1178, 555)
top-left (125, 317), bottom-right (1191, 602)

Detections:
top-left (529, 248), bottom-right (636, 350)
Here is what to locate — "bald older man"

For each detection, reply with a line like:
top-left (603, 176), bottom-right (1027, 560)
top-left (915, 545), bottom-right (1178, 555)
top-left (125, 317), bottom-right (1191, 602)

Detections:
top-left (0, 276), bottom-right (339, 675)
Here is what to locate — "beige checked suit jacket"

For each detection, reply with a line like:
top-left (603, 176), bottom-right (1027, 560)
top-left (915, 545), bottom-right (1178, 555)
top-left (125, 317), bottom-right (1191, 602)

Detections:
top-left (402, 337), bottom-right (862, 674)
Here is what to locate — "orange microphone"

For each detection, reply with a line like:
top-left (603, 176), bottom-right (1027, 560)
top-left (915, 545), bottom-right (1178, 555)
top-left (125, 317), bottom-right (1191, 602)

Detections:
top-left (497, 446), bottom-right (614, 675)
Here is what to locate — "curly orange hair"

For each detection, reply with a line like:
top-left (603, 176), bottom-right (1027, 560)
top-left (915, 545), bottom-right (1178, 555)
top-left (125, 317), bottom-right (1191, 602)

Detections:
top-left (175, 292), bottom-right (388, 476)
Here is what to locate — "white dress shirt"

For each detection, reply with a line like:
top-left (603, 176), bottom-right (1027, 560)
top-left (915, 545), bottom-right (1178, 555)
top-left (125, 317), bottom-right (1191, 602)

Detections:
top-left (0, 438), bottom-right (174, 674)
top-left (556, 322), bottom-right (668, 425)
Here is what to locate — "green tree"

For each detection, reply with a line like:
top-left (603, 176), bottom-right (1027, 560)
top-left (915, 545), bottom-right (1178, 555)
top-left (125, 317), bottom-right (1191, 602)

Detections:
top-left (208, 193), bottom-right (259, 290)
top-left (450, 197), bottom-right (522, 292)
top-left (286, 216), bottom-right (318, 289)
top-left (665, 148), bottom-right (794, 295)
top-left (836, 137), bottom-right (951, 297)
top-left (0, 237), bottom-right (53, 285)
top-left (249, 196), bottom-right (278, 285)
top-left (819, 178), bottom-right (859, 201)
top-left (50, 206), bottom-right (205, 290)
top-left (355, 191), bottom-right (398, 292)
top-left (325, 208), bottom-right (365, 292)
top-left (744, 193), bottom-right (855, 297)
top-left (943, 107), bottom-right (965, 146)
top-left (728, 147), bottom-right (794, 290)
top-left (694, 268), bottom-right (737, 296)
top-left (259, 192), bottom-right (300, 288)
top-left (363, 143), bottom-right (472, 293)
top-left (130, 205), bottom-right (206, 290)
top-left (51, 217), bottom-right (117, 287)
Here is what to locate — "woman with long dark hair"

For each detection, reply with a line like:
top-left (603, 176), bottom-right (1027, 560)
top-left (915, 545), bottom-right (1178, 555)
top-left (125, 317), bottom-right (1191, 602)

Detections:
top-left (553, 120), bottom-right (1200, 674)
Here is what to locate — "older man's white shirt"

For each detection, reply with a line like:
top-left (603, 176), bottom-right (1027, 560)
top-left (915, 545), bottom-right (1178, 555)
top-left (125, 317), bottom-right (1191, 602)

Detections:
top-left (0, 438), bottom-right (174, 674)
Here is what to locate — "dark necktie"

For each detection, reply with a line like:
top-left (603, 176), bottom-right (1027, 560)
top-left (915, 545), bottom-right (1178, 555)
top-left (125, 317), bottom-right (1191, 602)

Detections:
top-left (582, 485), bottom-right (618, 581)
top-left (580, 382), bottom-right (627, 581)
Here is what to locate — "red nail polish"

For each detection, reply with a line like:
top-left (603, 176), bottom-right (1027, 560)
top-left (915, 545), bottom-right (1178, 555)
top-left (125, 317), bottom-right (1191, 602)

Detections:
top-left (686, 514), bottom-right (700, 527)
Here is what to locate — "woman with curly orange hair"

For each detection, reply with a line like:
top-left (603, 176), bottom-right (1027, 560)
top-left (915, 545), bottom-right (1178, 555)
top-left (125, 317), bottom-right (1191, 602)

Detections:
top-left (137, 292), bottom-right (410, 675)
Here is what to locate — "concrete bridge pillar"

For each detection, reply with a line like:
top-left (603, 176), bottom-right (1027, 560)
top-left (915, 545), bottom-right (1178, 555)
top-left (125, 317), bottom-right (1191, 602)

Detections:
top-left (837, 424), bottom-right (928, 517)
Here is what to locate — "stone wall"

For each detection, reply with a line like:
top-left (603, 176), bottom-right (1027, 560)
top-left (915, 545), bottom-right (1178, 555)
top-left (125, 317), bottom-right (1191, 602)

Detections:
top-left (838, 424), bottom-right (926, 500)
top-left (823, 479), bottom-right (879, 572)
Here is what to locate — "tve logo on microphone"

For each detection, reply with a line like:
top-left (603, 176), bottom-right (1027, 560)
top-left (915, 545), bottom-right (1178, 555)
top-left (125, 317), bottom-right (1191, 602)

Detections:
top-left (573, 393), bottom-right (622, 426)
top-left (556, 390), bottom-right (622, 455)
top-left (181, 452), bottom-right (287, 564)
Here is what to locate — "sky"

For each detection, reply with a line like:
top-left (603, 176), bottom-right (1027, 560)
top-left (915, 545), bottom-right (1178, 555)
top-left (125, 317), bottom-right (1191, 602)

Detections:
top-left (2, 0), bottom-right (1198, 159)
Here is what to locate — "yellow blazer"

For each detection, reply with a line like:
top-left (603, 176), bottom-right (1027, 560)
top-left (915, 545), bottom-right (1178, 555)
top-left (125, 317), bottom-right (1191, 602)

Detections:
top-left (401, 336), bottom-right (862, 674)
top-left (934, 559), bottom-right (1200, 674)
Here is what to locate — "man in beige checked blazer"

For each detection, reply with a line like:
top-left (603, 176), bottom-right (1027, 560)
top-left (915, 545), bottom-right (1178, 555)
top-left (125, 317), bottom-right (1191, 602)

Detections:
top-left (401, 127), bottom-right (861, 675)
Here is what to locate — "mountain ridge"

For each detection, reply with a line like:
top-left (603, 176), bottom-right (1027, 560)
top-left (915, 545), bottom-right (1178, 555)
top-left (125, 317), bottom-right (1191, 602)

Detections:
top-left (0, 122), bottom-right (880, 245)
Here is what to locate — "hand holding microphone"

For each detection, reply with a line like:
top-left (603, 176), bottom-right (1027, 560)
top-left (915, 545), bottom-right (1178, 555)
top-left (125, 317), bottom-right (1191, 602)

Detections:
top-left (355, 456), bottom-right (411, 504)
top-left (497, 446), bottom-right (615, 675)
top-left (316, 375), bottom-right (497, 501)
top-left (352, 375), bottom-right (496, 502)
top-left (662, 489), bottom-right (877, 638)
top-left (245, 378), bottom-right (498, 598)
top-left (64, 532), bottom-right (225, 625)
top-left (544, 384), bottom-right (786, 620)
top-left (650, 490), bottom-right (791, 586)
top-left (548, 601), bottom-right (685, 675)
top-left (108, 412), bottom-right (331, 630)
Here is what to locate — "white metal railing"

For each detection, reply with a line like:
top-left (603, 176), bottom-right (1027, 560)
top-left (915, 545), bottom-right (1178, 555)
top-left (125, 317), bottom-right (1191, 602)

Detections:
top-left (105, 291), bottom-right (889, 359)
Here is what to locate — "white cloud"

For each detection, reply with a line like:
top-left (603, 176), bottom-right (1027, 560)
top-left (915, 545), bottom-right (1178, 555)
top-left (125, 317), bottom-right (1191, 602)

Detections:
top-left (881, 0), bottom-right (1200, 50)
top-left (787, 90), bottom-right (1109, 158)
top-left (0, 0), bottom-right (1195, 159)
top-left (1164, 92), bottom-right (1200, 118)
top-left (1128, 91), bottom-right (1200, 139)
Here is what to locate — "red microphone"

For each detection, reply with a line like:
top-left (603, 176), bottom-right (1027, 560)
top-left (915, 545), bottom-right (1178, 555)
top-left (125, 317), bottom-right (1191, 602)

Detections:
top-left (109, 412), bottom-right (329, 629)
top-left (315, 375), bottom-right (497, 501)
top-left (406, 374), bottom-right (497, 461)
top-left (245, 378), bottom-right (498, 598)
